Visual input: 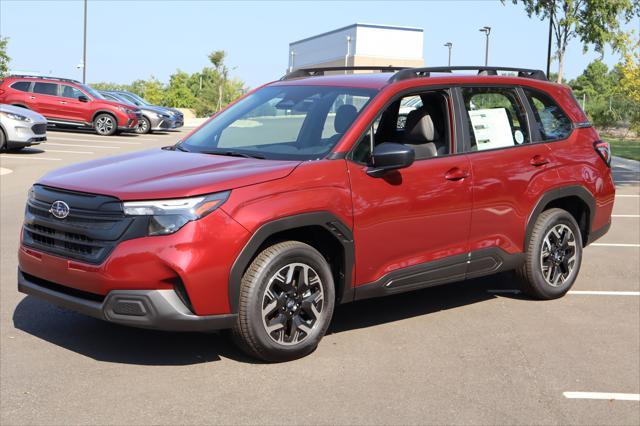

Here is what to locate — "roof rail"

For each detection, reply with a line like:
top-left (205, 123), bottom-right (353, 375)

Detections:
top-left (281, 66), bottom-right (409, 81)
top-left (388, 66), bottom-right (548, 83)
top-left (6, 74), bottom-right (82, 84)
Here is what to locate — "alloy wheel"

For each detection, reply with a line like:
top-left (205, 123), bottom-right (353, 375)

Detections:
top-left (137, 118), bottom-right (149, 134)
top-left (96, 116), bottom-right (114, 135)
top-left (261, 262), bottom-right (324, 346)
top-left (540, 224), bottom-right (577, 287)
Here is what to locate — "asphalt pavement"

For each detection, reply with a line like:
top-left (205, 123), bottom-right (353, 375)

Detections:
top-left (1, 128), bottom-right (638, 425)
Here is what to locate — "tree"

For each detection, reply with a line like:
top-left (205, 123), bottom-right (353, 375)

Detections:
top-left (164, 70), bottom-right (196, 108)
top-left (618, 33), bottom-right (640, 133)
top-left (505, 0), bottom-right (640, 83)
top-left (570, 59), bottom-right (613, 100)
top-left (0, 37), bottom-right (10, 77)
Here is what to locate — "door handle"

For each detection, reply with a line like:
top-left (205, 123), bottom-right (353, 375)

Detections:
top-left (445, 167), bottom-right (469, 181)
top-left (29, 96), bottom-right (36, 99)
top-left (530, 155), bottom-right (550, 167)
top-left (59, 101), bottom-right (67, 104)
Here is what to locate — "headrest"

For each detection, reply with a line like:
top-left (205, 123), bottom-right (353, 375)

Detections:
top-left (334, 104), bottom-right (358, 134)
top-left (404, 108), bottom-right (437, 142)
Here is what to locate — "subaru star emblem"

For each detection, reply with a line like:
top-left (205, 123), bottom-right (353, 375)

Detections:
top-left (50, 201), bottom-right (70, 219)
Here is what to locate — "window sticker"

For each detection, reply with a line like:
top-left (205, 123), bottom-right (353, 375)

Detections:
top-left (468, 108), bottom-right (515, 150)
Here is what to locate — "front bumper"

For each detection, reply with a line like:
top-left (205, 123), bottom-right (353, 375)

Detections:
top-left (18, 270), bottom-right (237, 331)
top-left (150, 116), bottom-right (183, 131)
top-left (5, 121), bottom-right (47, 146)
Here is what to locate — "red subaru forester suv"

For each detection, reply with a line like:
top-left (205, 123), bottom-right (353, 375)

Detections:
top-left (0, 75), bottom-right (140, 136)
top-left (18, 66), bottom-right (614, 361)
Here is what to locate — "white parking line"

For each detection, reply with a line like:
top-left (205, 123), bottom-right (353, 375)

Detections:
top-left (615, 180), bottom-right (640, 183)
top-left (0, 155), bottom-right (61, 161)
top-left (590, 243), bottom-right (640, 247)
top-left (487, 289), bottom-right (639, 296)
top-left (612, 215), bottom-right (640, 218)
top-left (0, 167), bottom-right (13, 175)
top-left (616, 194), bottom-right (640, 198)
top-left (42, 149), bottom-right (94, 155)
top-left (47, 137), bottom-right (141, 145)
top-left (563, 392), bottom-right (640, 401)
top-left (45, 142), bottom-right (119, 150)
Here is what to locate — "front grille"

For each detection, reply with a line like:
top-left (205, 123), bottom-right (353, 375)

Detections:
top-left (22, 185), bottom-right (145, 264)
top-left (31, 123), bottom-right (47, 135)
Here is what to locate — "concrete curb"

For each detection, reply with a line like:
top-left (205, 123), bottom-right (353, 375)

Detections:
top-left (612, 156), bottom-right (640, 173)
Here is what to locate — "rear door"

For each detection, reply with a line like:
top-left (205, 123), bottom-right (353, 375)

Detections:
top-left (29, 82), bottom-right (62, 119)
top-left (457, 85), bottom-right (556, 263)
top-left (4, 81), bottom-right (31, 105)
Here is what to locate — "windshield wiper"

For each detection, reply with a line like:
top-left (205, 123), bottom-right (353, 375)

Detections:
top-left (201, 150), bottom-right (266, 159)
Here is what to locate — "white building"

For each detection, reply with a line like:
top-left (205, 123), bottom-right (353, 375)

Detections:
top-left (288, 23), bottom-right (424, 72)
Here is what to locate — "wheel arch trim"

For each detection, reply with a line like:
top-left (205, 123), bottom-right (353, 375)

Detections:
top-left (91, 109), bottom-right (119, 124)
top-left (228, 211), bottom-right (354, 313)
top-left (524, 185), bottom-right (596, 249)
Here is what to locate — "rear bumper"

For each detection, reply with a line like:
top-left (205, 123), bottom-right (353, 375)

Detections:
top-left (18, 270), bottom-right (237, 331)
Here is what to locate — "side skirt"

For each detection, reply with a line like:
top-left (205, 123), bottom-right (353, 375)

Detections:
top-left (353, 247), bottom-right (525, 302)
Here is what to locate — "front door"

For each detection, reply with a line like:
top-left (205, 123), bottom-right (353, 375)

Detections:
top-left (347, 89), bottom-right (473, 291)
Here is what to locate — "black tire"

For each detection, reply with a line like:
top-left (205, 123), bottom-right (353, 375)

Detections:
top-left (136, 116), bottom-right (151, 134)
top-left (516, 208), bottom-right (583, 299)
top-left (93, 113), bottom-right (117, 136)
top-left (0, 128), bottom-right (6, 151)
top-left (232, 241), bottom-right (335, 362)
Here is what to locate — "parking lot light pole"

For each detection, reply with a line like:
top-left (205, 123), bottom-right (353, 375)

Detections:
top-left (546, 0), bottom-right (554, 77)
top-left (82, 0), bottom-right (87, 83)
top-left (479, 26), bottom-right (491, 66)
top-left (444, 42), bottom-right (453, 66)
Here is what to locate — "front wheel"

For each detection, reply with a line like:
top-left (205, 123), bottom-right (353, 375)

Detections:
top-left (516, 208), bottom-right (583, 299)
top-left (232, 241), bottom-right (335, 362)
top-left (94, 113), bottom-right (117, 136)
top-left (136, 116), bottom-right (151, 134)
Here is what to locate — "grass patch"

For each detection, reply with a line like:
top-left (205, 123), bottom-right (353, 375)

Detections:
top-left (604, 137), bottom-right (640, 162)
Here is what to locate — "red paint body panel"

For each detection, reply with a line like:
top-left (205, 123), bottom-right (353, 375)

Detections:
top-left (347, 156), bottom-right (473, 285)
top-left (39, 149), bottom-right (299, 200)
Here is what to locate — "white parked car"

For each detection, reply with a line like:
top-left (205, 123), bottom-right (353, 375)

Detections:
top-left (0, 104), bottom-right (47, 151)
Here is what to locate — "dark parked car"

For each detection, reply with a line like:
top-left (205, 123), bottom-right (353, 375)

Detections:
top-left (18, 66), bottom-right (613, 362)
top-left (104, 90), bottom-right (183, 134)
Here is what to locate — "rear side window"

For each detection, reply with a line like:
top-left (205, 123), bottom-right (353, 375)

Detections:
top-left (32, 82), bottom-right (59, 96)
top-left (11, 81), bottom-right (31, 92)
top-left (523, 89), bottom-right (572, 141)
top-left (461, 87), bottom-right (530, 152)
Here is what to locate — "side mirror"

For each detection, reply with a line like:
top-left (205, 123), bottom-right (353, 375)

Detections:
top-left (367, 142), bottom-right (415, 177)
top-left (78, 95), bottom-right (89, 103)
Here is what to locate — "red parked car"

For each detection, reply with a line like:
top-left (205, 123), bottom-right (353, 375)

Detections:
top-left (17, 66), bottom-right (614, 361)
top-left (0, 75), bottom-right (140, 136)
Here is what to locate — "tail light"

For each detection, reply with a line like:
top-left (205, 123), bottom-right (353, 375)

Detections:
top-left (593, 140), bottom-right (611, 167)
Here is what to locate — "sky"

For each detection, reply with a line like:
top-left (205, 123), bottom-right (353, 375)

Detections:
top-left (1, 0), bottom-right (638, 89)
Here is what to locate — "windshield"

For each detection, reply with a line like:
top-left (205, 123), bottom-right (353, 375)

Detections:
top-left (180, 85), bottom-right (377, 161)
top-left (122, 92), bottom-right (151, 106)
top-left (104, 92), bottom-right (135, 106)
top-left (81, 84), bottom-right (106, 100)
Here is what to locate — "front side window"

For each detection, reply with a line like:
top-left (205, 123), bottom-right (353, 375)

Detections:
top-left (61, 85), bottom-right (85, 99)
top-left (11, 81), bottom-right (31, 92)
top-left (461, 87), bottom-right (530, 152)
top-left (181, 85), bottom-right (377, 161)
top-left (32, 82), bottom-right (58, 96)
top-left (524, 89), bottom-right (572, 141)
top-left (350, 90), bottom-right (452, 163)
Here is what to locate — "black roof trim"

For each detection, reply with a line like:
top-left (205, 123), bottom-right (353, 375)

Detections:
top-left (280, 66), bottom-right (409, 81)
top-left (388, 66), bottom-right (548, 83)
top-left (7, 75), bottom-right (82, 84)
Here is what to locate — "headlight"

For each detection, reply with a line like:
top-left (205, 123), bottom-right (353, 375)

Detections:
top-left (117, 107), bottom-right (135, 114)
top-left (155, 112), bottom-right (170, 119)
top-left (123, 191), bottom-right (230, 236)
top-left (1, 111), bottom-right (32, 122)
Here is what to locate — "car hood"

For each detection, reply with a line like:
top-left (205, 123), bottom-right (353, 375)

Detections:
top-left (0, 103), bottom-right (47, 122)
top-left (140, 105), bottom-right (171, 116)
top-left (38, 149), bottom-right (300, 200)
